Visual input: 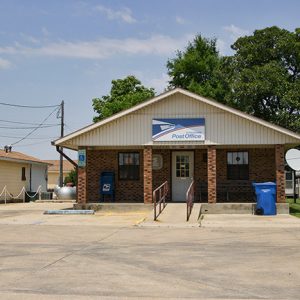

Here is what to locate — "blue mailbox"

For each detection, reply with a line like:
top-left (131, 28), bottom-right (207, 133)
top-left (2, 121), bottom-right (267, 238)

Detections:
top-left (100, 172), bottom-right (115, 201)
top-left (252, 182), bottom-right (276, 215)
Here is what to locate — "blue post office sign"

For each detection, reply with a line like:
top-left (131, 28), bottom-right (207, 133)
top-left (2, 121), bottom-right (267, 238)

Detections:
top-left (78, 149), bottom-right (86, 167)
top-left (152, 118), bottom-right (205, 141)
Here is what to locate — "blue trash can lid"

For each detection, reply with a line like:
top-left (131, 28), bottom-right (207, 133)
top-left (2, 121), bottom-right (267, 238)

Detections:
top-left (252, 182), bottom-right (276, 187)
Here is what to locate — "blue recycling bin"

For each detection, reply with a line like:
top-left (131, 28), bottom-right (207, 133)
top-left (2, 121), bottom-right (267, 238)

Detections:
top-left (100, 172), bottom-right (115, 201)
top-left (252, 182), bottom-right (276, 215)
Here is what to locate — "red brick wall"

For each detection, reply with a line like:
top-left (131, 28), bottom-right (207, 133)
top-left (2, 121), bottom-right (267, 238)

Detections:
top-left (215, 148), bottom-right (276, 202)
top-left (216, 148), bottom-right (276, 182)
top-left (207, 146), bottom-right (217, 203)
top-left (81, 147), bottom-right (279, 203)
top-left (143, 147), bottom-right (152, 204)
top-left (195, 149), bottom-right (208, 201)
top-left (86, 149), bottom-right (143, 202)
top-left (77, 167), bottom-right (87, 204)
top-left (275, 144), bottom-right (285, 203)
top-left (152, 149), bottom-right (171, 201)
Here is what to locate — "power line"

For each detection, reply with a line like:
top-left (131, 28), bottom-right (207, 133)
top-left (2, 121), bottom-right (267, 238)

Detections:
top-left (12, 140), bottom-right (52, 147)
top-left (65, 123), bottom-right (75, 132)
top-left (0, 125), bottom-right (59, 129)
top-left (0, 102), bottom-right (60, 108)
top-left (0, 119), bottom-right (59, 126)
top-left (11, 106), bottom-right (60, 146)
top-left (0, 134), bottom-right (59, 140)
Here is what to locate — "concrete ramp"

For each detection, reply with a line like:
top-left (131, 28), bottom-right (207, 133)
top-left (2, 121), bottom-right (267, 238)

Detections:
top-left (138, 203), bottom-right (201, 227)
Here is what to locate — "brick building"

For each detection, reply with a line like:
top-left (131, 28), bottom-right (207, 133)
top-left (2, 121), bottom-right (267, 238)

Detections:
top-left (53, 88), bottom-right (300, 205)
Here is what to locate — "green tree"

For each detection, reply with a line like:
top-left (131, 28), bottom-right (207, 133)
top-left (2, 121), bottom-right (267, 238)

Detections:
top-left (64, 168), bottom-right (77, 186)
top-left (226, 26), bottom-right (300, 132)
top-left (167, 35), bottom-right (228, 102)
top-left (92, 76), bottom-right (155, 122)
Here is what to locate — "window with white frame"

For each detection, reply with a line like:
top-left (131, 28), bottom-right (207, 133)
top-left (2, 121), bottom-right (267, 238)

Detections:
top-left (118, 153), bottom-right (140, 180)
top-left (227, 151), bottom-right (249, 180)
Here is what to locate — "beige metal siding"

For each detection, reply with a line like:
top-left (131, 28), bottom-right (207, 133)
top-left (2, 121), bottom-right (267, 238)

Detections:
top-left (0, 161), bottom-right (30, 199)
top-left (62, 93), bottom-right (300, 147)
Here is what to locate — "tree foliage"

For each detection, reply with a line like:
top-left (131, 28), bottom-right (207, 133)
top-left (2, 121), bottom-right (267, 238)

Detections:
top-left (167, 35), bottom-right (228, 102)
top-left (167, 28), bottom-right (300, 132)
top-left (227, 26), bottom-right (300, 132)
top-left (64, 168), bottom-right (77, 186)
top-left (92, 76), bottom-right (155, 122)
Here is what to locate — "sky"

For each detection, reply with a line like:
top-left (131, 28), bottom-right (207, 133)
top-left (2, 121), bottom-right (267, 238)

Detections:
top-left (0, 0), bottom-right (299, 160)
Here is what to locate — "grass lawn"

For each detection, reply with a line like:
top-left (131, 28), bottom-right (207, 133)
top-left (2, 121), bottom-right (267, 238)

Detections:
top-left (286, 198), bottom-right (300, 218)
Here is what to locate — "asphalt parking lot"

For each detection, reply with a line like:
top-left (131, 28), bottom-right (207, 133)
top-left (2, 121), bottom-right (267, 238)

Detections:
top-left (0, 203), bottom-right (300, 299)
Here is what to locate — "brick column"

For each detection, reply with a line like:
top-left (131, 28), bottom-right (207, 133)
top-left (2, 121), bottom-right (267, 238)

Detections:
top-left (77, 167), bottom-right (87, 204)
top-left (207, 146), bottom-right (217, 203)
top-left (143, 146), bottom-right (152, 204)
top-left (275, 144), bottom-right (285, 203)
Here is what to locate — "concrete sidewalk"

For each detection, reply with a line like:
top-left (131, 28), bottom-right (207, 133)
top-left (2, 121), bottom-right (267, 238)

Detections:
top-left (138, 203), bottom-right (300, 229)
top-left (2, 202), bottom-right (300, 229)
top-left (1, 223), bottom-right (300, 299)
top-left (0, 203), bottom-right (149, 227)
top-left (139, 203), bottom-right (201, 227)
top-left (200, 214), bottom-right (300, 228)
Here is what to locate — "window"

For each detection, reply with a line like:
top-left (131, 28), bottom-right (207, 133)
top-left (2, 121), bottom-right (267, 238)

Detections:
top-left (227, 151), bottom-right (249, 180)
top-left (21, 167), bottom-right (26, 181)
top-left (175, 155), bottom-right (190, 178)
top-left (119, 153), bottom-right (140, 180)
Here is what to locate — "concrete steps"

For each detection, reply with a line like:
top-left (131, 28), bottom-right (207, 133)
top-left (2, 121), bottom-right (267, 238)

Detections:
top-left (74, 202), bottom-right (153, 213)
top-left (200, 203), bottom-right (289, 214)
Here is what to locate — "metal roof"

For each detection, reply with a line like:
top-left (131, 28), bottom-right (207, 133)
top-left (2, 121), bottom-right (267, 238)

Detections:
top-left (53, 88), bottom-right (300, 148)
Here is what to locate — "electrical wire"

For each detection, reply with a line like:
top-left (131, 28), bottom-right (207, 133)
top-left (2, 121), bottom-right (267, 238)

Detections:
top-left (0, 134), bottom-right (59, 140)
top-left (0, 125), bottom-right (59, 129)
top-left (64, 123), bottom-right (75, 133)
top-left (11, 106), bottom-right (60, 146)
top-left (12, 140), bottom-right (53, 147)
top-left (0, 119), bottom-right (59, 126)
top-left (0, 102), bottom-right (60, 108)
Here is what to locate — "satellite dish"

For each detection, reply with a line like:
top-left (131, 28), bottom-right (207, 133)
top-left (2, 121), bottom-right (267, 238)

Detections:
top-left (285, 148), bottom-right (300, 171)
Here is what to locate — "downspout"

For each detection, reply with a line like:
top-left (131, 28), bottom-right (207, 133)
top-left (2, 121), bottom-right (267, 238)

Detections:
top-left (55, 146), bottom-right (79, 202)
top-left (55, 146), bottom-right (78, 169)
top-left (30, 164), bottom-right (32, 192)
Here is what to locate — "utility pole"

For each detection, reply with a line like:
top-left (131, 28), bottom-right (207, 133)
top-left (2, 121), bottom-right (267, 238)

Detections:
top-left (59, 100), bottom-right (64, 187)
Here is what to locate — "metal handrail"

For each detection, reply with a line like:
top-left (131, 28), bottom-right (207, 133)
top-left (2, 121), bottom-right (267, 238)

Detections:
top-left (153, 181), bottom-right (168, 221)
top-left (186, 180), bottom-right (195, 221)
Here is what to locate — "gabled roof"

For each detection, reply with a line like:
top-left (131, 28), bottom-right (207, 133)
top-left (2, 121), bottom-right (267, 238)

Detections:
top-left (53, 88), bottom-right (300, 146)
top-left (0, 150), bottom-right (51, 165)
top-left (43, 159), bottom-right (77, 172)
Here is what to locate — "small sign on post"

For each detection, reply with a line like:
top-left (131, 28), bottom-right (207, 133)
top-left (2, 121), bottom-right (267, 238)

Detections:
top-left (78, 149), bottom-right (86, 168)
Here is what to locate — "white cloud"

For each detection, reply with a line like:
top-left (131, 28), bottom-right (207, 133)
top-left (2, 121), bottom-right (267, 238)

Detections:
top-left (41, 27), bottom-right (50, 36)
top-left (216, 39), bottom-right (227, 55)
top-left (175, 16), bottom-right (185, 25)
top-left (95, 5), bottom-right (136, 24)
top-left (218, 25), bottom-right (250, 55)
top-left (147, 73), bottom-right (170, 93)
top-left (223, 24), bottom-right (250, 40)
top-left (0, 57), bottom-right (12, 69)
top-left (0, 34), bottom-right (192, 60)
top-left (20, 33), bottom-right (40, 44)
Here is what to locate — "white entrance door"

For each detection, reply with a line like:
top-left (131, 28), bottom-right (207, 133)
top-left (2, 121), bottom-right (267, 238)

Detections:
top-left (172, 151), bottom-right (194, 202)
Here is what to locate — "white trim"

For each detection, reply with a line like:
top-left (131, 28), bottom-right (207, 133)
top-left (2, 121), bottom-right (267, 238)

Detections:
top-left (0, 157), bottom-right (50, 165)
top-left (53, 89), bottom-right (178, 145)
top-left (53, 88), bottom-right (300, 146)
